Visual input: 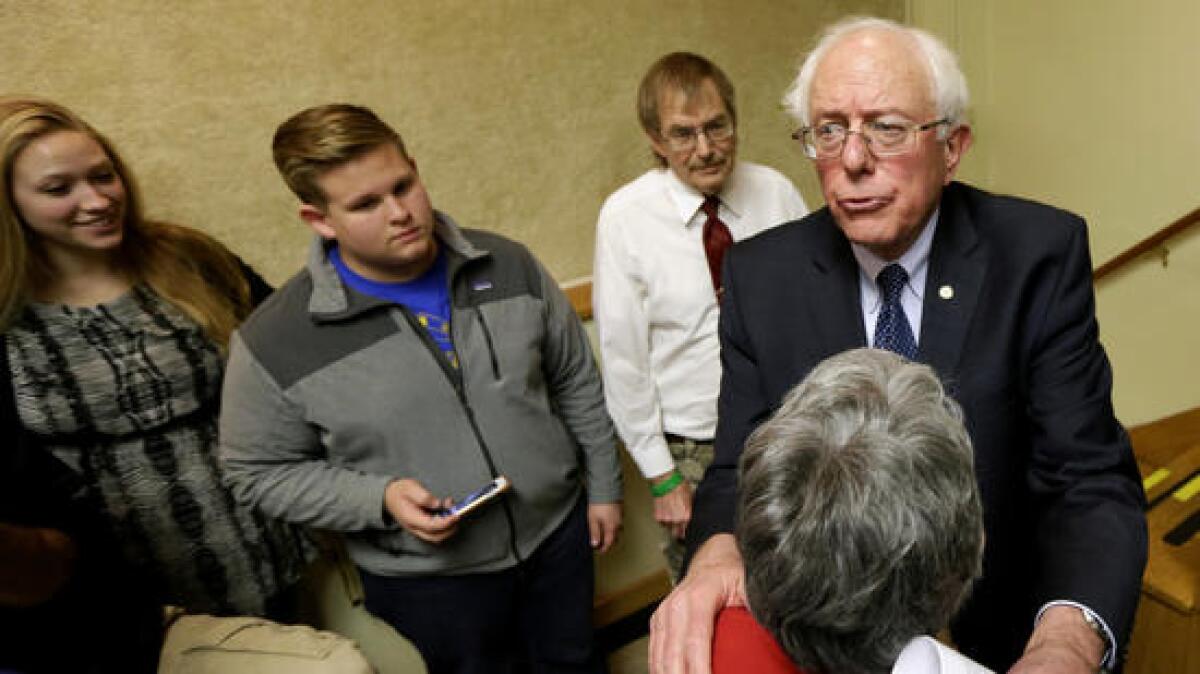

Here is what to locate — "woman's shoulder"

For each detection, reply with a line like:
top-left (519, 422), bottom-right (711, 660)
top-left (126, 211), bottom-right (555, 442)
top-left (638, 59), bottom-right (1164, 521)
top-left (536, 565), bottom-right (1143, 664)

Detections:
top-left (713, 607), bottom-right (805, 674)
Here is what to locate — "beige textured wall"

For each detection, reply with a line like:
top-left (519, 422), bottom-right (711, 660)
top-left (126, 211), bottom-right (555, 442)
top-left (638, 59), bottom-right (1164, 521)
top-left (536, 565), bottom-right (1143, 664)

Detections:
top-left (909, 0), bottom-right (1200, 427)
top-left (1, 0), bottom-right (900, 287)
top-left (0, 4), bottom-right (901, 645)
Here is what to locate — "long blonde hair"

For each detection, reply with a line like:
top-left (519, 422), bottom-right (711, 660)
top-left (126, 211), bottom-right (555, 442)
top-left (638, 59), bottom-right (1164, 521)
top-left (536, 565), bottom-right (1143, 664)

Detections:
top-left (0, 96), bottom-right (252, 346)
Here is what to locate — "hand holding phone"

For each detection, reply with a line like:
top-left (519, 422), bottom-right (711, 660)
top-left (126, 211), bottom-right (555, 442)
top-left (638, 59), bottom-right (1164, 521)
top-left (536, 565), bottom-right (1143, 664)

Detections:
top-left (436, 476), bottom-right (511, 518)
top-left (383, 478), bottom-right (460, 544)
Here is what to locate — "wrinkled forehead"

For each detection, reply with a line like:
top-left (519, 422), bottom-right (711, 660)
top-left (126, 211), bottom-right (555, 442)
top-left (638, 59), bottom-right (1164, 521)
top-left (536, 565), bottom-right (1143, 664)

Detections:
top-left (811, 29), bottom-right (935, 119)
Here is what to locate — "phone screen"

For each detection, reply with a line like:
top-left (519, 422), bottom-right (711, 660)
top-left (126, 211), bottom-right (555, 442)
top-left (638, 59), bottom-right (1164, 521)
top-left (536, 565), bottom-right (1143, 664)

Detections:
top-left (437, 476), bottom-right (509, 517)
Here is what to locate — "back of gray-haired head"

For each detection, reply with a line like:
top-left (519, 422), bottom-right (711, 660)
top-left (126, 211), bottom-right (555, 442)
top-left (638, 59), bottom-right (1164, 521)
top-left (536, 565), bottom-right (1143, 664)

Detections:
top-left (737, 348), bottom-right (983, 674)
top-left (781, 16), bottom-right (970, 134)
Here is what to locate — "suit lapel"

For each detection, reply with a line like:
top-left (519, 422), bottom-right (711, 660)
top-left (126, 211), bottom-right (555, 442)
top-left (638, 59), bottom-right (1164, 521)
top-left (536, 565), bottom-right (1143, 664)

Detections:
top-left (919, 182), bottom-right (987, 378)
top-left (805, 212), bottom-right (867, 354)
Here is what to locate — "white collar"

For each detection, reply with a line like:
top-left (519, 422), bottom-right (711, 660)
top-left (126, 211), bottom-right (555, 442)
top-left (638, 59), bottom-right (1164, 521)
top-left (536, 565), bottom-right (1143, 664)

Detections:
top-left (851, 208), bottom-right (939, 286)
top-left (663, 163), bottom-right (746, 226)
top-left (891, 635), bottom-right (993, 673)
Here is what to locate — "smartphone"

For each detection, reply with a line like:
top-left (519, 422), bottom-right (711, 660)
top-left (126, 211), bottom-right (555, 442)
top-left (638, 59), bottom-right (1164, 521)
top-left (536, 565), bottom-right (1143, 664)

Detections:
top-left (437, 476), bottom-right (510, 518)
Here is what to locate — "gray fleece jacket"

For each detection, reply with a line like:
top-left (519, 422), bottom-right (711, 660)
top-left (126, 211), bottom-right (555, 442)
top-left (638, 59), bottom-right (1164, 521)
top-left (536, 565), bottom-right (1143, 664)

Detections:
top-left (219, 213), bottom-right (620, 577)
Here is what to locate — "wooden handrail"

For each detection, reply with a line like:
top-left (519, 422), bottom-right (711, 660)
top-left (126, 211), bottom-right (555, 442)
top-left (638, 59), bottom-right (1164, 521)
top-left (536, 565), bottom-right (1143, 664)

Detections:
top-left (561, 277), bottom-right (593, 321)
top-left (1094, 206), bottom-right (1200, 281)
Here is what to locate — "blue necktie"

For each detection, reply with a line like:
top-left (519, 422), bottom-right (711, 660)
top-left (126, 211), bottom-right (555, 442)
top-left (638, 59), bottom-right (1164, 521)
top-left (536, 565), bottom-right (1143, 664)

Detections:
top-left (874, 263), bottom-right (917, 359)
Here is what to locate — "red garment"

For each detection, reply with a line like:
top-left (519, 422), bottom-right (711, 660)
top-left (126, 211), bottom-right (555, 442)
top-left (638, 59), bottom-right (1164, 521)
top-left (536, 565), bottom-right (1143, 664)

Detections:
top-left (712, 607), bottom-right (807, 674)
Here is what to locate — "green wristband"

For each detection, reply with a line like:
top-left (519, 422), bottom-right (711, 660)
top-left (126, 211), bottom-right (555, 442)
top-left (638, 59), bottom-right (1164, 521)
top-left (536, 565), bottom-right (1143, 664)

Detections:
top-left (651, 470), bottom-right (684, 497)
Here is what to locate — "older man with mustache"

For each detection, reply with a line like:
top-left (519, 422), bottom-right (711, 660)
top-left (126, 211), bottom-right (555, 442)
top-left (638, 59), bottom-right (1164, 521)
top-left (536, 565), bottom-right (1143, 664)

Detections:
top-left (593, 52), bottom-right (806, 582)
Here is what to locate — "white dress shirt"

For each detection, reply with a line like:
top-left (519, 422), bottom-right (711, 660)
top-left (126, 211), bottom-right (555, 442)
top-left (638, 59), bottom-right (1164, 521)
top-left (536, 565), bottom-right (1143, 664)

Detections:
top-left (852, 209), bottom-right (939, 345)
top-left (892, 636), bottom-right (993, 674)
top-left (593, 162), bottom-right (807, 478)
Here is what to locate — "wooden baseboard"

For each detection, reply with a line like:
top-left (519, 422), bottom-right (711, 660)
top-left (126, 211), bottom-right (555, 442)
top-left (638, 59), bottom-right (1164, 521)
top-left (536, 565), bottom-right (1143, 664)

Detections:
top-left (593, 569), bottom-right (672, 628)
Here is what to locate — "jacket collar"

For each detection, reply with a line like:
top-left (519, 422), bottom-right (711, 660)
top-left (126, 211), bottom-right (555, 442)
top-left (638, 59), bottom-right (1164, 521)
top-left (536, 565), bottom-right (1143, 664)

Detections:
top-left (803, 208), bottom-right (868, 354)
top-left (801, 181), bottom-right (985, 377)
top-left (306, 210), bottom-right (488, 322)
top-left (918, 181), bottom-right (985, 378)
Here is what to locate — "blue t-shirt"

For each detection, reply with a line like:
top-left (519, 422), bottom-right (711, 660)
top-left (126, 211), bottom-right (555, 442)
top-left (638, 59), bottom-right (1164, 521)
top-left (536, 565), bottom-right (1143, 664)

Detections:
top-left (329, 246), bottom-right (457, 368)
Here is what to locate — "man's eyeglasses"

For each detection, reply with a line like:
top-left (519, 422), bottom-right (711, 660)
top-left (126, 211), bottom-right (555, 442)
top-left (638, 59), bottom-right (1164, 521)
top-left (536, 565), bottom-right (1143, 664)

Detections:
top-left (792, 118), bottom-right (949, 159)
top-left (660, 118), bottom-right (734, 152)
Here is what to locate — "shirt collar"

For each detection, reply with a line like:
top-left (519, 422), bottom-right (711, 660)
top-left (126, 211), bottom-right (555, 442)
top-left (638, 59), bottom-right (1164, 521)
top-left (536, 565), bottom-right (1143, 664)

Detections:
top-left (308, 210), bottom-right (484, 320)
top-left (851, 208), bottom-right (939, 294)
top-left (663, 163), bottom-right (745, 227)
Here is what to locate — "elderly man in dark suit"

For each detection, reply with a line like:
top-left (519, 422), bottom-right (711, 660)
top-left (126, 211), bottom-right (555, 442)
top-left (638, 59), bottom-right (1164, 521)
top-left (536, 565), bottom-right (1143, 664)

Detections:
top-left (648, 16), bottom-right (1147, 674)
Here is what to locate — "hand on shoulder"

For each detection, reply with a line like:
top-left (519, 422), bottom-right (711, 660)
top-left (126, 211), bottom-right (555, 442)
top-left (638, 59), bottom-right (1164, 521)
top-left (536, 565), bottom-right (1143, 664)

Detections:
top-left (649, 533), bottom-right (746, 674)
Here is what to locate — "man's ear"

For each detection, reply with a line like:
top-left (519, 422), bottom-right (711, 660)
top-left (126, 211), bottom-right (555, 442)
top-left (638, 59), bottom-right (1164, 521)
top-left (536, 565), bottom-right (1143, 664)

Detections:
top-left (942, 124), bottom-right (973, 183)
top-left (645, 131), bottom-right (669, 165)
top-left (299, 204), bottom-right (337, 240)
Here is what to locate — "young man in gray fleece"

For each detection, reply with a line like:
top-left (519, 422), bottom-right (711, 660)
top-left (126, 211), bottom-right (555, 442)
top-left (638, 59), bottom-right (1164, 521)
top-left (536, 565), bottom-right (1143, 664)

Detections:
top-left (220, 103), bottom-right (622, 674)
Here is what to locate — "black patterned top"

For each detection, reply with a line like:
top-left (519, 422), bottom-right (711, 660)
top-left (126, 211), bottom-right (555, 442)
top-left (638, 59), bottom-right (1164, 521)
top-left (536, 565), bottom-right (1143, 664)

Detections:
top-left (5, 285), bottom-right (311, 616)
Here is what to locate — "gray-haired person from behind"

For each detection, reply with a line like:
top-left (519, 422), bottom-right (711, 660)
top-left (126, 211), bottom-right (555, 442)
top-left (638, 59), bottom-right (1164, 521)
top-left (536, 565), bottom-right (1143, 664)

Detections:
top-left (737, 348), bottom-right (986, 674)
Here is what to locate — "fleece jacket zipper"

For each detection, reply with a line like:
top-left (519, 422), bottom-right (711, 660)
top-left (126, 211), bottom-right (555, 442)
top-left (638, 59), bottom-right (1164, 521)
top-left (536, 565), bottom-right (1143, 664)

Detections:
top-left (396, 305), bottom-right (523, 565)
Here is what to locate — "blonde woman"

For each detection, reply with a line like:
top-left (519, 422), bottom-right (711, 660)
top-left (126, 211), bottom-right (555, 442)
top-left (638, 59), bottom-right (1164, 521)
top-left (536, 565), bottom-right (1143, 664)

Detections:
top-left (0, 96), bottom-right (310, 617)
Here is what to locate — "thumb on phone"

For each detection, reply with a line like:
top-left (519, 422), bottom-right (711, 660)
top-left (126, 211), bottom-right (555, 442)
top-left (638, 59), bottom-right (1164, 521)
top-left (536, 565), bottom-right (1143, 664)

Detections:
top-left (384, 478), bottom-right (458, 543)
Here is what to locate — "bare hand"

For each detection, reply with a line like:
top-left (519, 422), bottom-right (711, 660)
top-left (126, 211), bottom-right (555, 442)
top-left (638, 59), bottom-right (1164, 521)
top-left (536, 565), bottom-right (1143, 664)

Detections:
top-left (649, 533), bottom-right (746, 674)
top-left (651, 477), bottom-right (693, 540)
top-left (1009, 605), bottom-right (1106, 674)
top-left (0, 523), bottom-right (77, 607)
top-left (588, 502), bottom-right (623, 553)
top-left (383, 479), bottom-right (459, 544)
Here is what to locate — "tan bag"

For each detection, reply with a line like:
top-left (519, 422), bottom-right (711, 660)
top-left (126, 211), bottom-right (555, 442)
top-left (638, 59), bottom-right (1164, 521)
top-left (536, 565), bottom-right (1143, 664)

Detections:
top-left (158, 614), bottom-right (374, 674)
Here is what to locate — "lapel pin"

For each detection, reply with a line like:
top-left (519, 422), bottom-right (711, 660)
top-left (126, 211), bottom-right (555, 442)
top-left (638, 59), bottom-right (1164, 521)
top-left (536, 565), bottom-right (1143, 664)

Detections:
top-left (939, 285), bottom-right (954, 300)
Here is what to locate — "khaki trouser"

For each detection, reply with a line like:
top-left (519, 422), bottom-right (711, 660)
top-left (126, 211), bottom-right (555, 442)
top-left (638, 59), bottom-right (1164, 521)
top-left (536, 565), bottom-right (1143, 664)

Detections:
top-left (661, 436), bottom-right (714, 583)
top-left (158, 614), bottom-right (374, 674)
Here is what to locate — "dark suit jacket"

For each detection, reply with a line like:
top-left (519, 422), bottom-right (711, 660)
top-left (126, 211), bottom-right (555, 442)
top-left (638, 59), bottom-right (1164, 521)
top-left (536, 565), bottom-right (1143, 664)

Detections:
top-left (687, 181), bottom-right (1147, 670)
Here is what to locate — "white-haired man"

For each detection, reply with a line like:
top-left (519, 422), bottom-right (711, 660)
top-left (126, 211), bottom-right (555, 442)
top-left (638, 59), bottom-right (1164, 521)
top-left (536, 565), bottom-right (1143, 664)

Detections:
top-left (650, 17), bottom-right (1146, 674)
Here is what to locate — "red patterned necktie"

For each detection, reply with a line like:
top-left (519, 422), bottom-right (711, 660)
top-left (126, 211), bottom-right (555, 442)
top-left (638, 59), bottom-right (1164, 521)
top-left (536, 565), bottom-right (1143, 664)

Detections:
top-left (701, 196), bottom-right (734, 300)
